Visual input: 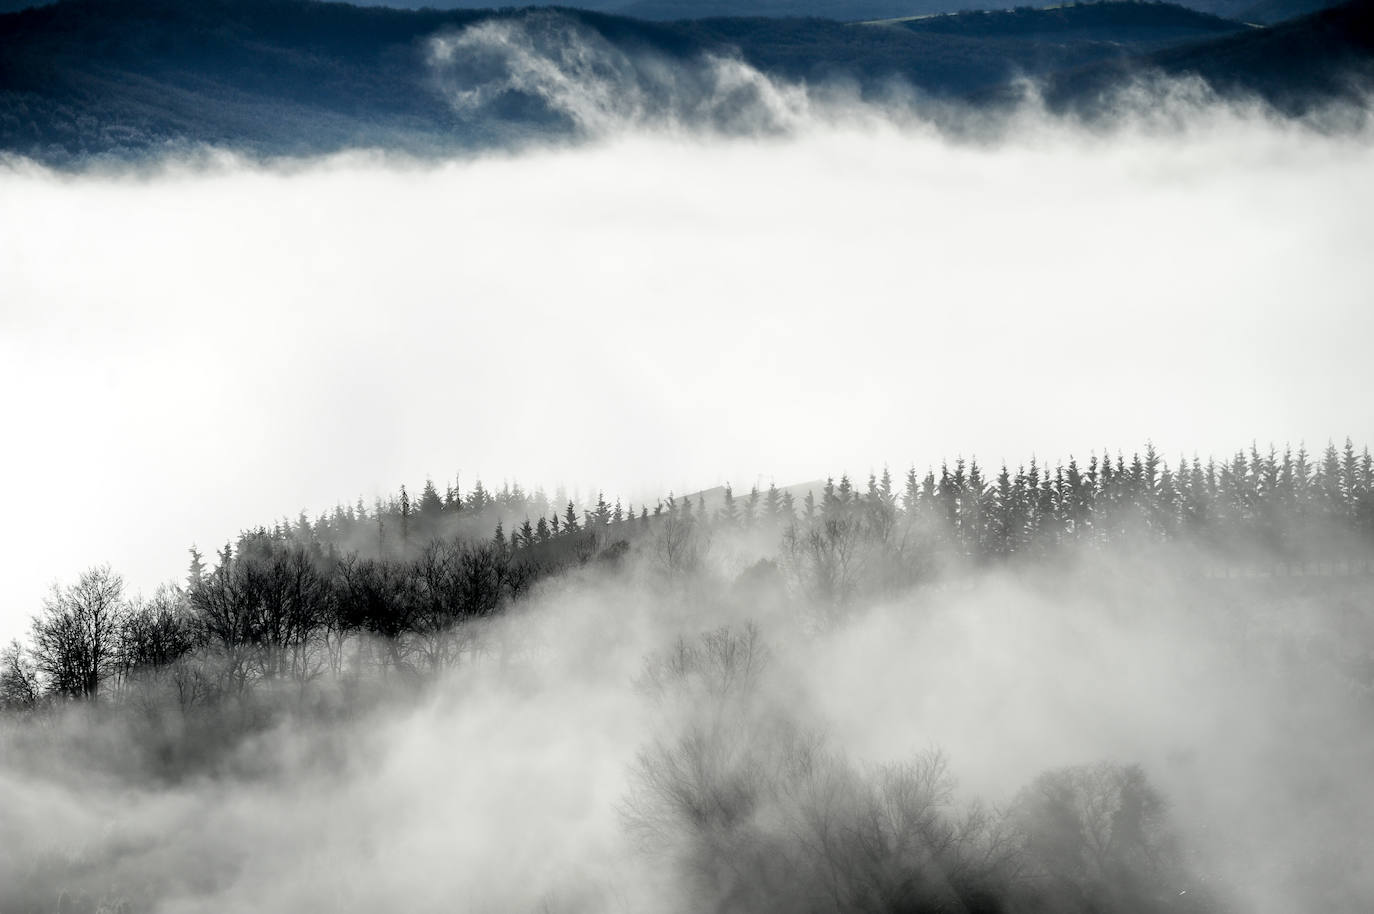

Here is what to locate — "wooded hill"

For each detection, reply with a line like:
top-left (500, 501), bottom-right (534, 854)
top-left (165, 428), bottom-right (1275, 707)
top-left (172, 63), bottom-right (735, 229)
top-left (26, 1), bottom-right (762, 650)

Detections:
top-left (2, 0), bottom-right (1369, 164)
top-left (2, 438), bottom-right (1370, 914)
top-left (4, 438), bottom-right (1371, 720)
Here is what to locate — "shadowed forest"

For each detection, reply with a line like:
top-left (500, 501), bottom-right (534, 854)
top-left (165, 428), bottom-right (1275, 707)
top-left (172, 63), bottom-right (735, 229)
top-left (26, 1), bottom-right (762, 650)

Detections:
top-left (3, 440), bottom-right (1373, 913)
top-left (3, 0), bottom-right (1372, 164)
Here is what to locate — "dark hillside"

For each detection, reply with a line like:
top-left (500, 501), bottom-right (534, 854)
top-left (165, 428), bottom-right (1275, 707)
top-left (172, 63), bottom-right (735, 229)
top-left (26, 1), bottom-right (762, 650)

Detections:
top-left (0, 0), bottom-right (1271, 162)
top-left (1238, 0), bottom-right (1345, 23)
top-left (888, 1), bottom-right (1245, 39)
top-left (1038, 0), bottom-right (1374, 113)
top-left (614, 0), bottom-right (988, 22)
top-left (671, 4), bottom-right (1248, 87)
top-left (0, 0), bottom-right (489, 158)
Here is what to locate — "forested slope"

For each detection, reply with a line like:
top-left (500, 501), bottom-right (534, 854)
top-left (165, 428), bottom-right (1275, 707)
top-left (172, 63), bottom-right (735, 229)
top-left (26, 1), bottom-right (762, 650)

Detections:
top-left (5, 0), bottom-right (1369, 164)
top-left (1037, 0), bottom-right (1374, 112)
top-left (3, 440), bottom-right (1372, 913)
top-left (5, 439), bottom-right (1371, 718)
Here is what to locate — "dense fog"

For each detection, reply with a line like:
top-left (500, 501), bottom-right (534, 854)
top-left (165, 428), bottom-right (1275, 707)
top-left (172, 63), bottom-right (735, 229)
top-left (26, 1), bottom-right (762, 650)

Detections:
top-left (3, 522), bottom-right (1373, 913)
top-left (3, 79), bottom-right (1372, 640)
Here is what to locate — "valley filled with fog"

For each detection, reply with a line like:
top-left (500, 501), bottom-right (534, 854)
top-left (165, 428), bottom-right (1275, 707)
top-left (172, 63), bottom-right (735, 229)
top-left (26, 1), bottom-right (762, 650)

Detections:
top-left (2, 11), bottom-right (1374, 913)
top-left (4, 91), bottom-right (1372, 635)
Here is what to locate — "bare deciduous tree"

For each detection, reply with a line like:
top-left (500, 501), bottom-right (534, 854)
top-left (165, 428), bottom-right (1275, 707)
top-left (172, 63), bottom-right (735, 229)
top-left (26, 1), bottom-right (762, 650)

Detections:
top-left (781, 517), bottom-right (867, 627)
top-left (30, 564), bottom-right (127, 699)
top-left (1008, 762), bottom-right (1202, 913)
top-left (653, 511), bottom-right (711, 579)
top-left (629, 626), bottom-right (1025, 914)
top-left (120, 585), bottom-right (197, 677)
top-left (0, 639), bottom-right (40, 710)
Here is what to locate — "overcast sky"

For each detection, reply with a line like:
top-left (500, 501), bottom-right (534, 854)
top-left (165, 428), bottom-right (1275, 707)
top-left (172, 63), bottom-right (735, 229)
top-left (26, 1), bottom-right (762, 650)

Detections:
top-left (2, 111), bottom-right (1372, 641)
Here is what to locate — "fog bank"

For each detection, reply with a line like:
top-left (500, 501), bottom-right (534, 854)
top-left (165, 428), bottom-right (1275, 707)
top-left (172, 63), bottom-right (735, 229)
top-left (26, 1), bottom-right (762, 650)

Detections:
top-left (3, 543), bottom-right (1372, 913)
top-left (2, 99), bottom-right (1373, 638)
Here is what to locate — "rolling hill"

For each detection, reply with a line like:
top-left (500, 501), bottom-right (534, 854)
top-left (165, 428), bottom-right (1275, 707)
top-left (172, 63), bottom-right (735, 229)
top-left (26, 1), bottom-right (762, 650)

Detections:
top-left (0, 0), bottom-right (1368, 164)
top-left (0, 0), bottom-right (1353, 22)
top-left (1035, 0), bottom-right (1374, 112)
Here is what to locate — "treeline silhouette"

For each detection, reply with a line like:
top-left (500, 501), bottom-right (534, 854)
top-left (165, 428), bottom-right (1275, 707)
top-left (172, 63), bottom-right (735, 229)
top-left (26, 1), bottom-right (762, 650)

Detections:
top-left (263, 438), bottom-right (1374, 564)
top-left (2, 440), bottom-right (1371, 719)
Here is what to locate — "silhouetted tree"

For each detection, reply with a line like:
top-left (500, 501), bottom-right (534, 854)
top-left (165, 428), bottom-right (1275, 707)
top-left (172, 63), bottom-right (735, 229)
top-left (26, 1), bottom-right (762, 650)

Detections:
top-left (120, 586), bottom-right (196, 677)
top-left (31, 565), bottom-right (127, 699)
top-left (0, 640), bottom-right (40, 711)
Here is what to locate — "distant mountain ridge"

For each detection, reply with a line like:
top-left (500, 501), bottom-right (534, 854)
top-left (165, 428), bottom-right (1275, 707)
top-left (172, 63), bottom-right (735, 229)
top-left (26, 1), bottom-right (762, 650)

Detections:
top-left (1033, 0), bottom-right (1374, 112)
top-left (0, 0), bottom-right (1370, 164)
top-left (0, 0), bottom-right (1351, 22)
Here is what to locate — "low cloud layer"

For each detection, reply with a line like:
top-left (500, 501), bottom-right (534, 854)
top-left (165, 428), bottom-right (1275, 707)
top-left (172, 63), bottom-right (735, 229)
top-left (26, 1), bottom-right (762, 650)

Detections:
top-left (2, 67), bottom-right (1373, 640)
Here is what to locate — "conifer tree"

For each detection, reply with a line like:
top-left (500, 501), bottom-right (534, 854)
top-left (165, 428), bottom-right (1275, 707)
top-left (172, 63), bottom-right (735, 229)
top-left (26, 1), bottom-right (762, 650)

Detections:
top-left (469, 481), bottom-right (490, 514)
top-left (593, 492), bottom-right (611, 528)
top-left (1341, 438), bottom-right (1360, 508)
top-left (921, 470), bottom-right (936, 514)
top-left (1144, 443), bottom-right (1161, 496)
top-left (764, 483), bottom-right (782, 523)
top-left (719, 485), bottom-right (739, 526)
top-left (187, 546), bottom-right (205, 590)
top-left (419, 479), bottom-right (444, 520)
top-left (1319, 442), bottom-right (1343, 519)
top-left (332, 504), bottom-right (350, 538)
top-left (1294, 445), bottom-right (1313, 512)
top-left (822, 478), bottom-right (838, 518)
top-left (1036, 466), bottom-right (1057, 547)
top-left (993, 466), bottom-right (1015, 557)
top-left (937, 462), bottom-right (958, 533)
top-left (837, 474), bottom-right (854, 508)
top-left (903, 468), bottom-right (920, 515)
top-left (965, 459), bottom-right (987, 556)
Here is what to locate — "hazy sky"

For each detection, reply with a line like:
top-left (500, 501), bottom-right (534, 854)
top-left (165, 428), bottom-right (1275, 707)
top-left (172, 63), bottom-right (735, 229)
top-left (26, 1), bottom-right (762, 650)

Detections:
top-left (2, 108), bottom-right (1373, 640)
